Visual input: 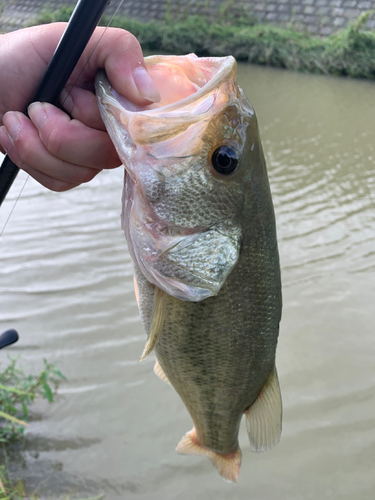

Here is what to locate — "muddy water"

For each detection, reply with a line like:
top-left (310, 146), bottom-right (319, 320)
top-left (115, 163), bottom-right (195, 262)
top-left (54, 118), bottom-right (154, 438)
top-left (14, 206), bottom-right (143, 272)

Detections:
top-left (1, 63), bottom-right (374, 499)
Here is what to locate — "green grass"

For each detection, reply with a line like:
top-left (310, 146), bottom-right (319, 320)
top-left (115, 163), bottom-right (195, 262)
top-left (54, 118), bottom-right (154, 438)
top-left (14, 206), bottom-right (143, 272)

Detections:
top-left (0, 358), bottom-right (104, 498)
top-left (0, 357), bottom-right (72, 498)
top-left (0, 357), bottom-right (65, 443)
top-left (0, 453), bottom-right (105, 499)
top-left (32, 7), bottom-right (375, 80)
top-left (0, 457), bottom-right (105, 499)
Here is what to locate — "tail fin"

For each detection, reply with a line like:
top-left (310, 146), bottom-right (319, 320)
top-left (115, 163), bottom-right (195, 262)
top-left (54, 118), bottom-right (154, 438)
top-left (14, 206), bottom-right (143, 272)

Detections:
top-left (176, 428), bottom-right (241, 483)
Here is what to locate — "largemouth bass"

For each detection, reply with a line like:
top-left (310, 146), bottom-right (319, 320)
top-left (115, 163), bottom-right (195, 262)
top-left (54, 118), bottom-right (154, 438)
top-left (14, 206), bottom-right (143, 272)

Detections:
top-left (95, 54), bottom-right (282, 483)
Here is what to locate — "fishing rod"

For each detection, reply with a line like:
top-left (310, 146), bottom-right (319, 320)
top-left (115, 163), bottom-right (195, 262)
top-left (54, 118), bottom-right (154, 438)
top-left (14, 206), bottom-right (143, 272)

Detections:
top-left (0, 0), bottom-right (111, 206)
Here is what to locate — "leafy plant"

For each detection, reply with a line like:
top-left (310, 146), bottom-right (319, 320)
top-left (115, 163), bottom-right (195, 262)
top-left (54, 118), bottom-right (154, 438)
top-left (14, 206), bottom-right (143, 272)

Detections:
top-left (0, 359), bottom-right (105, 499)
top-left (0, 357), bottom-right (65, 443)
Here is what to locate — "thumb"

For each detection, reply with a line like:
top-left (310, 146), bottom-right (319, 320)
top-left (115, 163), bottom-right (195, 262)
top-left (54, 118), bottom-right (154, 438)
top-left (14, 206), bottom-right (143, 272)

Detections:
top-left (82, 27), bottom-right (160, 104)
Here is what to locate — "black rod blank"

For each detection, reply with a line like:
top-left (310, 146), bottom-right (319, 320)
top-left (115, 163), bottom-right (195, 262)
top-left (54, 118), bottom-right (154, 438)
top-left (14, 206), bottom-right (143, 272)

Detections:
top-left (0, 0), bottom-right (110, 206)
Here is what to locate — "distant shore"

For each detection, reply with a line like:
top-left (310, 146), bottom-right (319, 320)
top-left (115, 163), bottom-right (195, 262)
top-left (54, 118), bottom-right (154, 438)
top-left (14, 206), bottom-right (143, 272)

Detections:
top-left (1, 4), bottom-right (375, 81)
top-left (30, 6), bottom-right (375, 81)
top-left (1, 0), bottom-right (375, 37)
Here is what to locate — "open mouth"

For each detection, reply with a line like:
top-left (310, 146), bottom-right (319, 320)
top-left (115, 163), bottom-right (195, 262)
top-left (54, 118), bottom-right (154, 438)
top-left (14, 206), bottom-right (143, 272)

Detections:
top-left (98, 54), bottom-right (236, 114)
top-left (95, 55), bottom-right (237, 151)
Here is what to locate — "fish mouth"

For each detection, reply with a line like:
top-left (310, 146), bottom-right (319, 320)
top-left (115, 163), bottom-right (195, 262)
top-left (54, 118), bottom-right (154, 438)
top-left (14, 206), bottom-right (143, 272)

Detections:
top-left (95, 54), bottom-right (239, 153)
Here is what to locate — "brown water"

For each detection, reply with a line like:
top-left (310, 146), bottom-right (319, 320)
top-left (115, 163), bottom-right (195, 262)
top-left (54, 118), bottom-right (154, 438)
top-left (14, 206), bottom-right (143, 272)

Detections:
top-left (1, 63), bottom-right (375, 499)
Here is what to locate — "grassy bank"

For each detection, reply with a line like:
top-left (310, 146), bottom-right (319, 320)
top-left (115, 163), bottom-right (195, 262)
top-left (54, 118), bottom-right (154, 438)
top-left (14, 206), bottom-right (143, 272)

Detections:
top-left (0, 359), bottom-right (105, 498)
top-left (34, 7), bottom-right (375, 80)
top-left (1, 446), bottom-right (104, 500)
top-left (0, 357), bottom-right (65, 443)
top-left (0, 357), bottom-right (65, 498)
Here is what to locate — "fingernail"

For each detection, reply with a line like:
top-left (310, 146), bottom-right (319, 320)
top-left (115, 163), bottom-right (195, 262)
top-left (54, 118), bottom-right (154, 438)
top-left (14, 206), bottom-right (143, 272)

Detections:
top-left (28, 102), bottom-right (47, 130)
top-left (60, 88), bottom-right (74, 114)
top-left (133, 67), bottom-right (161, 103)
top-left (0, 125), bottom-right (13, 153)
top-left (3, 112), bottom-right (21, 140)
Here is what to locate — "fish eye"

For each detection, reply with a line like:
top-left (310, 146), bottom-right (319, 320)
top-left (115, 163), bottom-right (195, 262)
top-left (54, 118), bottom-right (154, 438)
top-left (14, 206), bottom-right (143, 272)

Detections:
top-left (211, 146), bottom-right (239, 175)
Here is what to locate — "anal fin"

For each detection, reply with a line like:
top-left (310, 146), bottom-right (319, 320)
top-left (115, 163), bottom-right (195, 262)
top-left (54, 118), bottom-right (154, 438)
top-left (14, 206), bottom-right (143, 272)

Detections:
top-left (245, 366), bottom-right (282, 453)
top-left (176, 428), bottom-right (241, 483)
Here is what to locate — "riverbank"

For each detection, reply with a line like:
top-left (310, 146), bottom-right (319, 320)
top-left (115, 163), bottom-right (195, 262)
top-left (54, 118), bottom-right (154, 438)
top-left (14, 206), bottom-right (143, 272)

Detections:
top-left (2, 0), bottom-right (375, 36)
top-left (33, 6), bottom-right (375, 80)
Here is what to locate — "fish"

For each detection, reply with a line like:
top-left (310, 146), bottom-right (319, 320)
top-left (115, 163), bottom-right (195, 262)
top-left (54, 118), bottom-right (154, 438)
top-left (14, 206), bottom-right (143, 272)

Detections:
top-left (95, 54), bottom-right (282, 483)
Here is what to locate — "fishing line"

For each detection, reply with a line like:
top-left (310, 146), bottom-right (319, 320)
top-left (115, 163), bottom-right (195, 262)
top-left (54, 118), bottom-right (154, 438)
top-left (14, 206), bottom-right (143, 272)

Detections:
top-left (0, 176), bottom-right (28, 238)
top-left (0, 0), bottom-right (125, 236)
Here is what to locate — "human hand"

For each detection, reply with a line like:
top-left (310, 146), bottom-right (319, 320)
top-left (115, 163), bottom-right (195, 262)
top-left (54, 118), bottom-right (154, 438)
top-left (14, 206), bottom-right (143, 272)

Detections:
top-left (0, 23), bottom-right (160, 191)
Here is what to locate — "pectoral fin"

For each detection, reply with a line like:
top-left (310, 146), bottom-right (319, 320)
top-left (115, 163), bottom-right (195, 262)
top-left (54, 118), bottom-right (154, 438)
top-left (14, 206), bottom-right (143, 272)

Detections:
top-left (245, 366), bottom-right (282, 452)
top-left (139, 287), bottom-right (166, 361)
top-left (133, 275), bottom-right (139, 306)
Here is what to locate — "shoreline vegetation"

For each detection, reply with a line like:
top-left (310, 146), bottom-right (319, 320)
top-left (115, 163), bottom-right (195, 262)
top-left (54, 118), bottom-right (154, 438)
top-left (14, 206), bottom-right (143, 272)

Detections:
top-left (0, 358), bottom-right (102, 498)
top-left (33, 5), bottom-right (375, 80)
top-left (0, 357), bottom-right (66, 498)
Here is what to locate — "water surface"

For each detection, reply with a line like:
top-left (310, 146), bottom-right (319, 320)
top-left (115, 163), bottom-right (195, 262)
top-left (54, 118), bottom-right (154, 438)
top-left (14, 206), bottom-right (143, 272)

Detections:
top-left (1, 63), bottom-right (374, 499)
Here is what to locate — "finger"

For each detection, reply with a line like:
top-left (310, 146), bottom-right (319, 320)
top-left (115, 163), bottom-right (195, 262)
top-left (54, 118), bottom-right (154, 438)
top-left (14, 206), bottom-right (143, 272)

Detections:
top-left (71, 27), bottom-right (160, 104)
top-left (0, 124), bottom-right (92, 191)
top-left (28, 102), bottom-right (120, 169)
top-left (0, 111), bottom-right (101, 188)
top-left (2, 24), bottom-right (160, 117)
top-left (18, 163), bottom-right (84, 192)
top-left (60, 86), bottom-right (105, 130)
